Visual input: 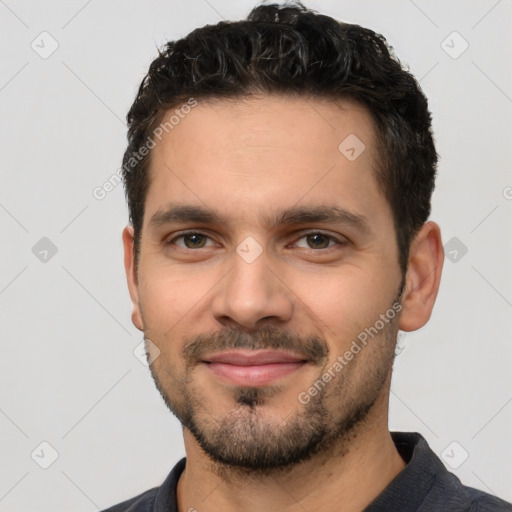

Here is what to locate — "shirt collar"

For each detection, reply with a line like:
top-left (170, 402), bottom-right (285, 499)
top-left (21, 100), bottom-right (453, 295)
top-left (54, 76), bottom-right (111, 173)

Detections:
top-left (152, 431), bottom-right (434, 512)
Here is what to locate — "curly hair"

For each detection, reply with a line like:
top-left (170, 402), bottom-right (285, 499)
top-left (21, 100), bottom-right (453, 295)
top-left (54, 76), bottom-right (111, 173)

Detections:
top-left (122, 1), bottom-right (438, 275)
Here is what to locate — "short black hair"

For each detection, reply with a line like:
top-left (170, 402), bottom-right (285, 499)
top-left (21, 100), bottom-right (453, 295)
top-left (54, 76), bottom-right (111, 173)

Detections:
top-left (122, 1), bottom-right (438, 275)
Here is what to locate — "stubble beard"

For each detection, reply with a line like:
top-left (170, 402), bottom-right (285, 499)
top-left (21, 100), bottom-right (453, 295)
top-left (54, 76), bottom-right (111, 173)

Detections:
top-left (147, 311), bottom-right (400, 477)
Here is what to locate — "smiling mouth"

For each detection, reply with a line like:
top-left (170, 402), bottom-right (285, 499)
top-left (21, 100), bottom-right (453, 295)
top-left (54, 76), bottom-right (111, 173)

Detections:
top-left (202, 349), bottom-right (309, 386)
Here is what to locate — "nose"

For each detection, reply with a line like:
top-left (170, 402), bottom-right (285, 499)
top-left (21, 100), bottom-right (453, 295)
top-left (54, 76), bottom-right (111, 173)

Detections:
top-left (211, 245), bottom-right (294, 330)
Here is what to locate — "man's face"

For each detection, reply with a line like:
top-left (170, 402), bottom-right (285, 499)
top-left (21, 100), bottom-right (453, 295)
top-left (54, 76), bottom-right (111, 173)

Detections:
top-left (125, 95), bottom-right (404, 472)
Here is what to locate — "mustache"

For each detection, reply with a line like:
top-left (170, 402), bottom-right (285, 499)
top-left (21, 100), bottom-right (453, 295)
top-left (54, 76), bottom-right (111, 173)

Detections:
top-left (182, 324), bottom-right (329, 366)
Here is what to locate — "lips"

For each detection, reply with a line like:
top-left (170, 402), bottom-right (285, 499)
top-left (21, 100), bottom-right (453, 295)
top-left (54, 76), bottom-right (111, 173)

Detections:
top-left (204, 349), bottom-right (307, 365)
top-left (202, 349), bottom-right (308, 386)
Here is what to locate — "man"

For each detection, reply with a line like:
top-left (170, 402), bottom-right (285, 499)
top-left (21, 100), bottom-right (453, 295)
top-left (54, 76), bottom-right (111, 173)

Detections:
top-left (104, 2), bottom-right (512, 511)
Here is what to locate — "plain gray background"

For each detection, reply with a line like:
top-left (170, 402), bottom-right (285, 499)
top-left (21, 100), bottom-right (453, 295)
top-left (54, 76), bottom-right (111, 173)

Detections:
top-left (1, 0), bottom-right (511, 510)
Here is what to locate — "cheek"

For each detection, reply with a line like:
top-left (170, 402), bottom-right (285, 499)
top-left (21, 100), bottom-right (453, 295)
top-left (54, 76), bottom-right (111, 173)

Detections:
top-left (138, 265), bottom-right (207, 324)
top-left (137, 264), bottom-right (225, 361)
top-left (137, 274), bottom-right (196, 358)
top-left (292, 268), bottom-right (384, 340)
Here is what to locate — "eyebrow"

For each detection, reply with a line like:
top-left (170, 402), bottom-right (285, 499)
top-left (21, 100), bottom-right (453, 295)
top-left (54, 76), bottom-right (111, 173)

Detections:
top-left (148, 203), bottom-right (373, 235)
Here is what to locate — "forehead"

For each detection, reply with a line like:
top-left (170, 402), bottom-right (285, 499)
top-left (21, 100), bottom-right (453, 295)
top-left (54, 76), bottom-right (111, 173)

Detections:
top-left (151, 95), bottom-right (378, 169)
top-left (144, 95), bottom-right (389, 231)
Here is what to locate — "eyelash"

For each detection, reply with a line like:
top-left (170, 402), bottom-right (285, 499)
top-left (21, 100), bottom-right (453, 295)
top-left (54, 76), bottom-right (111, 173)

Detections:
top-left (166, 230), bottom-right (348, 252)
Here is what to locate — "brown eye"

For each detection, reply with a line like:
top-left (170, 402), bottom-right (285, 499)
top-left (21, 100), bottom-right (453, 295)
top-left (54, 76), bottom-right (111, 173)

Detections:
top-left (167, 232), bottom-right (214, 249)
top-left (288, 232), bottom-right (349, 254)
top-left (305, 233), bottom-right (331, 249)
top-left (292, 232), bottom-right (342, 250)
top-left (182, 233), bottom-right (208, 248)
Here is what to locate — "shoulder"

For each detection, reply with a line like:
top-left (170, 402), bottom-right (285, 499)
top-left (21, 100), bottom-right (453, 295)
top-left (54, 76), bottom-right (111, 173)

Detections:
top-left (101, 487), bottom-right (158, 512)
top-left (459, 484), bottom-right (512, 511)
top-left (100, 456), bottom-right (186, 512)
top-left (418, 453), bottom-right (512, 511)
top-left (388, 432), bottom-right (512, 511)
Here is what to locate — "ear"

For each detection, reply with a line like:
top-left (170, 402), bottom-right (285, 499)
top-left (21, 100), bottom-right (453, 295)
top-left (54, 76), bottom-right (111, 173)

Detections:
top-left (398, 221), bottom-right (444, 332)
top-left (122, 225), bottom-right (144, 331)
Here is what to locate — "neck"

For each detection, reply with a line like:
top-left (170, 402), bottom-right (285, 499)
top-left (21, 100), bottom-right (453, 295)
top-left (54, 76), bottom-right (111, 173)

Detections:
top-left (176, 394), bottom-right (406, 512)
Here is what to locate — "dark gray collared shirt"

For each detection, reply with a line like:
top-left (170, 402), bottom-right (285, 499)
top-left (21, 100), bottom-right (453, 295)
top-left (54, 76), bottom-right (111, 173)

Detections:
top-left (103, 432), bottom-right (512, 511)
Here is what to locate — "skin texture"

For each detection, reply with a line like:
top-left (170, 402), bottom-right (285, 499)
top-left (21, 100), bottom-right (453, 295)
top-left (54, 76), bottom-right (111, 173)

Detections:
top-left (123, 95), bottom-right (444, 512)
